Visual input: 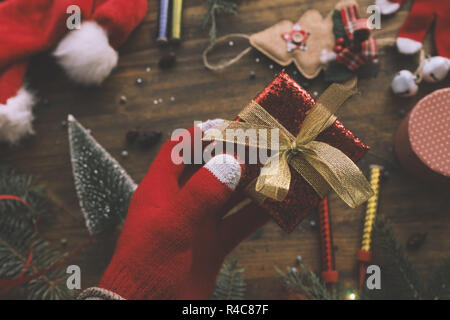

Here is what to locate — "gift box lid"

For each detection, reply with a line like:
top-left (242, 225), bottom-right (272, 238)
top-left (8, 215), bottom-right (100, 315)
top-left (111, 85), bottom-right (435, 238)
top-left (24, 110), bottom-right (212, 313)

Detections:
top-left (408, 88), bottom-right (450, 178)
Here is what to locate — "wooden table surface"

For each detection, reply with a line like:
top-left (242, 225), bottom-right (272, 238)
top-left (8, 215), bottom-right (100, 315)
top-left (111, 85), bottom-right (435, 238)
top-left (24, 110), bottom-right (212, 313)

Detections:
top-left (1, 0), bottom-right (449, 299)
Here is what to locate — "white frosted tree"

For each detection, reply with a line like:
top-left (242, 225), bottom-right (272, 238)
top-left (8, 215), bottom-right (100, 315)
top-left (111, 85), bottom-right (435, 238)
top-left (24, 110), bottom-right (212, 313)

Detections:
top-left (68, 115), bottom-right (137, 234)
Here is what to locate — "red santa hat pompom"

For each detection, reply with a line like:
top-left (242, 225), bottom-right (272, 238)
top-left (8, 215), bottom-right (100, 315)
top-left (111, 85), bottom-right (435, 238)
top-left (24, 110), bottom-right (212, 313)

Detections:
top-left (0, 0), bottom-right (147, 144)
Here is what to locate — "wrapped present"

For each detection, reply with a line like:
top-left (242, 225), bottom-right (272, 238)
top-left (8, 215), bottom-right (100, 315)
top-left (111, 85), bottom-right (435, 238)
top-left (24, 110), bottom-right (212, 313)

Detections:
top-left (204, 71), bottom-right (372, 232)
top-left (395, 88), bottom-right (450, 184)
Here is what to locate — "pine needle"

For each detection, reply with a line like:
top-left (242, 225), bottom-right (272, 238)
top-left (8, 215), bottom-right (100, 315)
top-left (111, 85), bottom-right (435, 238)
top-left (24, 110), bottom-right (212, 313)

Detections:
top-left (202, 0), bottom-right (240, 44)
top-left (276, 264), bottom-right (331, 300)
top-left (0, 168), bottom-right (73, 300)
top-left (212, 260), bottom-right (246, 300)
top-left (365, 216), bottom-right (427, 300)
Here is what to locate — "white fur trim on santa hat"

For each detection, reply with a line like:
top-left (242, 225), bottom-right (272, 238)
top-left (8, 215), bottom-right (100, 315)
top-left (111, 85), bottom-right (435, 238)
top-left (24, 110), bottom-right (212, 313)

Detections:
top-left (396, 37), bottom-right (422, 55)
top-left (53, 21), bottom-right (118, 85)
top-left (376, 0), bottom-right (400, 15)
top-left (0, 88), bottom-right (35, 144)
top-left (205, 154), bottom-right (241, 191)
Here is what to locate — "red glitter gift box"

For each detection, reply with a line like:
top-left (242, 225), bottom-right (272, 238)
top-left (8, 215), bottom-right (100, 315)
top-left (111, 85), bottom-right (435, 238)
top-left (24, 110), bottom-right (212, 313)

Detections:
top-left (235, 71), bottom-right (369, 233)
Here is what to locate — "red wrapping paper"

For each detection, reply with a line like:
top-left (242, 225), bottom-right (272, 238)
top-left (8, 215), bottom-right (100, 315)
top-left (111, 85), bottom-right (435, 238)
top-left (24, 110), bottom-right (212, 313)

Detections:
top-left (235, 71), bottom-right (369, 232)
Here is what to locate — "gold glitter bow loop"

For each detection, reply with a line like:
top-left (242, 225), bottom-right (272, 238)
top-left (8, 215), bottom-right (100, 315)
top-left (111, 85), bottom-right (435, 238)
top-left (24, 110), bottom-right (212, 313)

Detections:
top-left (202, 84), bottom-right (374, 207)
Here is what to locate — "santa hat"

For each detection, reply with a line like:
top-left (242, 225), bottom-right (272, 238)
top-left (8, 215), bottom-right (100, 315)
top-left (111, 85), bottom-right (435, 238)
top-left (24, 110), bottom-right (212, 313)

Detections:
top-left (0, 0), bottom-right (147, 144)
top-left (396, 0), bottom-right (450, 58)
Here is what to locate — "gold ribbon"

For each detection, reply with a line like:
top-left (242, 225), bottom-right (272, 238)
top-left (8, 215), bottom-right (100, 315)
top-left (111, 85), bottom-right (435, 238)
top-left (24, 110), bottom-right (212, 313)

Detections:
top-left (203, 84), bottom-right (374, 208)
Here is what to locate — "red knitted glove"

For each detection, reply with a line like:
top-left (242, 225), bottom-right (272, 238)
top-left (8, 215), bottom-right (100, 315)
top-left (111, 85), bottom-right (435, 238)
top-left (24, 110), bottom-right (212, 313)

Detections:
top-left (99, 121), bottom-right (270, 299)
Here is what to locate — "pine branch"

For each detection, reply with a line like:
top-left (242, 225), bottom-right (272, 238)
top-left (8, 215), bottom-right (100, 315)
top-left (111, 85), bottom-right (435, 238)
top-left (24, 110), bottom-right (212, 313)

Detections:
top-left (202, 0), bottom-right (240, 44)
top-left (0, 207), bottom-right (73, 299)
top-left (0, 167), bottom-right (47, 223)
top-left (276, 265), bottom-right (331, 300)
top-left (212, 260), bottom-right (246, 300)
top-left (428, 257), bottom-right (450, 300)
top-left (365, 216), bottom-right (427, 300)
top-left (0, 168), bottom-right (74, 300)
top-left (68, 115), bottom-right (137, 235)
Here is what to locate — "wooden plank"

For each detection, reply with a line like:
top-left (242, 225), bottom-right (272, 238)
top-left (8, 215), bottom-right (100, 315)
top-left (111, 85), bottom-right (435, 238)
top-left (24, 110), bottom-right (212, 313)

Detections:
top-left (1, 0), bottom-right (449, 299)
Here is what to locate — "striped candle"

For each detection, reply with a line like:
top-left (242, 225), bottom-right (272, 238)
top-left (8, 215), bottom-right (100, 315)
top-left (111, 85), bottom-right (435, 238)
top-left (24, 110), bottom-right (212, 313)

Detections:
top-left (318, 197), bottom-right (338, 293)
top-left (357, 164), bottom-right (383, 290)
top-left (157, 0), bottom-right (169, 43)
top-left (171, 0), bottom-right (183, 41)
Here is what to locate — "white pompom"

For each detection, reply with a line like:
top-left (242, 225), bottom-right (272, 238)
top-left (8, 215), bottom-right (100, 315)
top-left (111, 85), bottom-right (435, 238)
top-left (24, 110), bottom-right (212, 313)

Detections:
top-left (53, 21), bottom-right (118, 86)
top-left (320, 49), bottom-right (336, 64)
top-left (422, 56), bottom-right (449, 83)
top-left (391, 70), bottom-right (418, 97)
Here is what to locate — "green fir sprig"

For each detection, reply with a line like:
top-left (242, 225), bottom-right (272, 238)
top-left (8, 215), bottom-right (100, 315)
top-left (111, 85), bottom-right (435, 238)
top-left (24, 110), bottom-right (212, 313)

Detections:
top-left (212, 260), bottom-right (246, 300)
top-left (363, 216), bottom-right (450, 300)
top-left (202, 0), bottom-right (240, 44)
top-left (0, 167), bottom-right (73, 300)
top-left (276, 264), bottom-right (331, 300)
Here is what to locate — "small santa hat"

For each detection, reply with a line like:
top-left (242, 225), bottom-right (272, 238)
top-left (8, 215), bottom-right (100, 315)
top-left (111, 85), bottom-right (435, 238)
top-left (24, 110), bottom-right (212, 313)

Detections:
top-left (0, 0), bottom-right (147, 144)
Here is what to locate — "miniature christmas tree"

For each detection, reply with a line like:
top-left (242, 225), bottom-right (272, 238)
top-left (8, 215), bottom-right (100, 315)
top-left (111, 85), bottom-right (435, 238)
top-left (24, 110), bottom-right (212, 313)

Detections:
top-left (68, 115), bottom-right (137, 234)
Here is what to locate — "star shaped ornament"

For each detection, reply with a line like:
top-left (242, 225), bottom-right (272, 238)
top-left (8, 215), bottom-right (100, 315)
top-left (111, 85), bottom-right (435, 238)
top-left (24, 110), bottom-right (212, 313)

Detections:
top-left (282, 24), bottom-right (310, 52)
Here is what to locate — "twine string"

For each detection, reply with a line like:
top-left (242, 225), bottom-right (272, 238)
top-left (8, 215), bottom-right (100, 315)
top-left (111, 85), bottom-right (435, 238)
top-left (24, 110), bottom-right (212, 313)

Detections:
top-left (203, 33), bottom-right (252, 71)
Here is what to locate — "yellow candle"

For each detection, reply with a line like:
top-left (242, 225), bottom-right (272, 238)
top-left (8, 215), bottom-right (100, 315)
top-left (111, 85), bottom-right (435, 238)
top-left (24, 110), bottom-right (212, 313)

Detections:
top-left (171, 0), bottom-right (183, 41)
top-left (361, 165), bottom-right (383, 252)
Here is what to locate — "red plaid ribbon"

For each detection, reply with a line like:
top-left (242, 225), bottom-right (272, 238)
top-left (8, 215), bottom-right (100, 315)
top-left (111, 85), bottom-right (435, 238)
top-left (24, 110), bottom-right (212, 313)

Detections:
top-left (339, 5), bottom-right (370, 41)
top-left (336, 5), bottom-right (378, 71)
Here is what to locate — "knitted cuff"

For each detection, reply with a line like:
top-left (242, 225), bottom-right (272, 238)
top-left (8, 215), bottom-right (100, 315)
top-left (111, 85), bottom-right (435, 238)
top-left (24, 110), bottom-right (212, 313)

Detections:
top-left (77, 287), bottom-right (125, 300)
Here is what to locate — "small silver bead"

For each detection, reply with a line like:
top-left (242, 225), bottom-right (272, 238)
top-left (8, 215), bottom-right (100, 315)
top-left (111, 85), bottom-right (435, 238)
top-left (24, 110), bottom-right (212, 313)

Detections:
top-left (121, 150), bottom-right (129, 158)
top-left (228, 40), bottom-right (234, 47)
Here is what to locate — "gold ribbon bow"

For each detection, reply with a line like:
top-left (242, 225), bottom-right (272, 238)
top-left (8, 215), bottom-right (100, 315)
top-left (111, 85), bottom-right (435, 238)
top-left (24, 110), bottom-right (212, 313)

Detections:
top-left (203, 84), bottom-right (373, 208)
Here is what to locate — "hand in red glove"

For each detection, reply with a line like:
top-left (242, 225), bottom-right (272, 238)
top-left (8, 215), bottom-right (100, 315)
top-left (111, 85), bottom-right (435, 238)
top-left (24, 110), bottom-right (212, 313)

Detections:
top-left (98, 120), bottom-right (270, 299)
